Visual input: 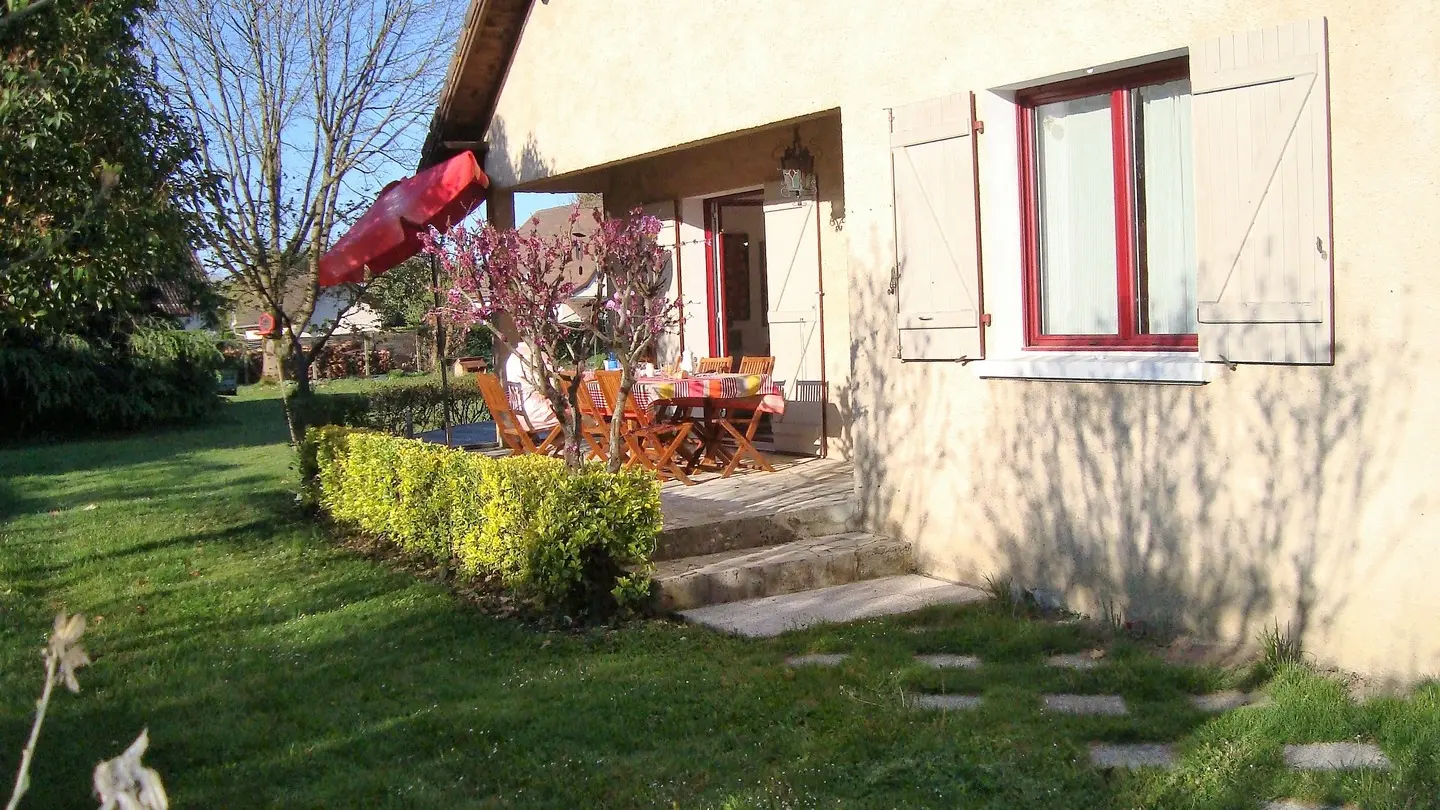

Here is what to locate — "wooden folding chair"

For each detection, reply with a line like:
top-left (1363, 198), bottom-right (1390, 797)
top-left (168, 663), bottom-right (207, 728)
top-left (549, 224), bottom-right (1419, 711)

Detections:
top-left (696, 356), bottom-right (732, 374)
top-left (567, 375), bottom-right (611, 462)
top-left (594, 370), bottom-right (695, 485)
top-left (737, 355), bottom-right (775, 375)
top-left (713, 356), bottom-right (776, 477)
top-left (475, 373), bottom-right (561, 456)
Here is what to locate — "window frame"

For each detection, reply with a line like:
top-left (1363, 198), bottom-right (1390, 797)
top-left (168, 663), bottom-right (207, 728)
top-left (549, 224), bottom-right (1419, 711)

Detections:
top-left (1016, 57), bottom-right (1198, 351)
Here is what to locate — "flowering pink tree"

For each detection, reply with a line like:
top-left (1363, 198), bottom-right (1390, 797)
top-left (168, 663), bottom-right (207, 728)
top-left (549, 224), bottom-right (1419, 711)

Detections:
top-left (424, 211), bottom-right (591, 467)
top-left (585, 208), bottom-right (683, 473)
top-left (427, 205), bottom-right (681, 474)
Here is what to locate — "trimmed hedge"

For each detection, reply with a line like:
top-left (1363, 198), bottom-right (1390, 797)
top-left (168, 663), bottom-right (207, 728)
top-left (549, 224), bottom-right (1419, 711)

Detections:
top-left (306, 428), bottom-right (659, 618)
top-left (0, 328), bottom-right (222, 439)
top-left (289, 377), bottom-right (488, 437)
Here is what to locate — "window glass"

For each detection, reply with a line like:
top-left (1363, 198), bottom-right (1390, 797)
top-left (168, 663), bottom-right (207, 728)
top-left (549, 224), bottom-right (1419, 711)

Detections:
top-left (1137, 79), bottom-right (1197, 335)
top-left (1035, 93), bottom-right (1118, 335)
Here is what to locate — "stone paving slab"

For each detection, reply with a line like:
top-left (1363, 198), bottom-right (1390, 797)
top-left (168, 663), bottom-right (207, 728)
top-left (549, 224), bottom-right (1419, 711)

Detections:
top-left (1191, 691), bottom-right (1262, 712)
top-left (678, 575), bottom-right (988, 638)
top-left (1042, 694), bottom-right (1128, 715)
top-left (912, 694), bottom-right (983, 710)
top-left (1264, 802), bottom-right (1345, 810)
top-left (1282, 742), bottom-right (1391, 770)
top-left (1089, 743), bottom-right (1175, 769)
top-left (914, 654), bottom-right (981, 669)
top-left (1046, 652), bottom-right (1104, 670)
top-left (785, 653), bottom-right (848, 667)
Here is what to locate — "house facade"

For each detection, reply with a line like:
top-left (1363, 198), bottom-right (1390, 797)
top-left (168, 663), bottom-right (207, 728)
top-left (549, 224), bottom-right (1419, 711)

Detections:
top-left (425, 0), bottom-right (1439, 680)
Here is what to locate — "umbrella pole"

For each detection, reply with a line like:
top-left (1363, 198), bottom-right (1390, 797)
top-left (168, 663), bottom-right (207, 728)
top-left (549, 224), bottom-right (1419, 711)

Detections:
top-left (432, 253), bottom-right (452, 446)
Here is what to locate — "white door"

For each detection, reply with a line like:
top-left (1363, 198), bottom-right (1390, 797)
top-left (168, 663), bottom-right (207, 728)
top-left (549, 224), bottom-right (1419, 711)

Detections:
top-left (762, 183), bottom-right (823, 454)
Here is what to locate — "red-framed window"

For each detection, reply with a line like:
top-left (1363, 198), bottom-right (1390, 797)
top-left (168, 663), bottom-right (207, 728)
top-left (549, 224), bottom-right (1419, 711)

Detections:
top-left (1017, 57), bottom-right (1198, 350)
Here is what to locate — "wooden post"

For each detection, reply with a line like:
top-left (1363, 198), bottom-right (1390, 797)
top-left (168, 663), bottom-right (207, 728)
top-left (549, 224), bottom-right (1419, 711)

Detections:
top-left (432, 253), bottom-right (451, 445)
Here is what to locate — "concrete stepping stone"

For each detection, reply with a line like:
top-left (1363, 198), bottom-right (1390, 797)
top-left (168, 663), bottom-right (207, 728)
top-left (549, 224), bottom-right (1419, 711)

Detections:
top-left (912, 694), bottom-right (982, 710)
top-left (1264, 803), bottom-right (1345, 810)
top-left (1089, 743), bottom-right (1175, 769)
top-left (914, 653), bottom-right (981, 669)
top-left (1043, 694), bottom-right (1128, 715)
top-left (1190, 691), bottom-right (1263, 712)
top-left (1283, 742), bottom-right (1391, 770)
top-left (1046, 652), bottom-right (1103, 670)
top-left (785, 653), bottom-right (848, 667)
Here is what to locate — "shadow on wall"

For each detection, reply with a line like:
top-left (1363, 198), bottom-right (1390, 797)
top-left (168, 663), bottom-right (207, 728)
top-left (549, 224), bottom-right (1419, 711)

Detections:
top-left (844, 225), bottom-right (1420, 660)
top-left (485, 116), bottom-right (555, 190)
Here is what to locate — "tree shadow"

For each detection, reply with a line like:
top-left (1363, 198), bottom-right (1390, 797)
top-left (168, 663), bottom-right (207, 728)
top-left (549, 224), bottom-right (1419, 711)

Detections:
top-left (843, 213), bottom-right (1422, 672)
top-left (484, 115), bottom-right (558, 191)
top-left (0, 399), bottom-right (292, 520)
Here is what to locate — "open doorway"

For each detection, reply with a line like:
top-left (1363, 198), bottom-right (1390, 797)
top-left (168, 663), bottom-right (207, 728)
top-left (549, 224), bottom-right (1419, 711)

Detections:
top-left (703, 190), bottom-right (770, 360)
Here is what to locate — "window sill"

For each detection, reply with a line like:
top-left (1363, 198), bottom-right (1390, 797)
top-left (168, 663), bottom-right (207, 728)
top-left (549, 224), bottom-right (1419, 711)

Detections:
top-left (971, 352), bottom-right (1214, 384)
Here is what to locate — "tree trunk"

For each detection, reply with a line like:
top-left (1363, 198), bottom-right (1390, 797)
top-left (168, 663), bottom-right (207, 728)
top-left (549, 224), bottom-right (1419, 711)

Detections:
top-left (261, 336), bottom-right (285, 382)
top-left (292, 349), bottom-right (313, 395)
top-left (606, 364), bottom-right (636, 474)
top-left (362, 332), bottom-right (373, 377)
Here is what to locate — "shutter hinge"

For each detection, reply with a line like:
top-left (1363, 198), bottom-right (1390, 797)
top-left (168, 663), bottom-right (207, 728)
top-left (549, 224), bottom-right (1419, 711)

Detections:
top-left (887, 109), bottom-right (894, 132)
top-left (887, 265), bottom-right (900, 295)
top-left (980, 313), bottom-right (992, 326)
top-left (973, 119), bottom-right (985, 135)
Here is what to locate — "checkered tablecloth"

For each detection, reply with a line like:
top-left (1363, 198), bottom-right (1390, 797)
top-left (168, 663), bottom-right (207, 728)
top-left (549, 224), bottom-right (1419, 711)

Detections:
top-left (585, 373), bottom-right (785, 416)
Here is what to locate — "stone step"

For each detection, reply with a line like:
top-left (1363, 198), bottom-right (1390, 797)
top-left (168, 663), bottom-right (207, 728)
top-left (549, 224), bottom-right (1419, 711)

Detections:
top-left (655, 501), bottom-right (856, 561)
top-left (679, 575), bottom-right (988, 637)
top-left (654, 531), bottom-right (910, 611)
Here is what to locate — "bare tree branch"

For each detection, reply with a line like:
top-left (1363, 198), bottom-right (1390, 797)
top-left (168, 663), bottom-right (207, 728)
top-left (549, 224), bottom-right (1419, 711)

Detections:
top-left (148, 0), bottom-right (456, 395)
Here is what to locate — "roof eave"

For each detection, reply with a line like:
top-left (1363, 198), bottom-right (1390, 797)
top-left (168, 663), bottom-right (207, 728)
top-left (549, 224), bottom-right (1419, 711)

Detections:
top-left (419, 0), bottom-right (535, 171)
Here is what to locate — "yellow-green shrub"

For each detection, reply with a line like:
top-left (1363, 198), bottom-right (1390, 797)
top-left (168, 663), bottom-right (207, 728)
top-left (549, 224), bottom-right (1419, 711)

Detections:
top-left (307, 429), bottom-right (660, 617)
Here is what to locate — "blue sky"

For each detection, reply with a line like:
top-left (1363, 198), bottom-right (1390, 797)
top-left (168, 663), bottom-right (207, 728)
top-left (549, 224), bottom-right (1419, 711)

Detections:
top-left (514, 193), bottom-right (577, 224)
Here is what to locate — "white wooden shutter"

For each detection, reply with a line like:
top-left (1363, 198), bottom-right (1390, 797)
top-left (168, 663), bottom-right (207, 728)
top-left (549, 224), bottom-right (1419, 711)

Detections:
top-left (1191, 18), bottom-right (1334, 364)
top-left (889, 91), bottom-right (985, 361)
top-left (763, 184), bottom-right (823, 454)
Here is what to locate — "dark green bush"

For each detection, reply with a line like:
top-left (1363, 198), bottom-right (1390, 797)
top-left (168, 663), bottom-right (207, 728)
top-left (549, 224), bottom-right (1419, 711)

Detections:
top-left (307, 429), bottom-right (659, 619)
top-left (290, 377), bottom-right (488, 436)
top-left (0, 328), bottom-right (222, 439)
top-left (287, 391), bottom-right (370, 434)
top-left (361, 379), bottom-right (488, 434)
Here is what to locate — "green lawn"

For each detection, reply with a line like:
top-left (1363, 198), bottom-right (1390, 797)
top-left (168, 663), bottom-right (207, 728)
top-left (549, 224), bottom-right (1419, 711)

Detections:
top-left (1, 391), bottom-right (1436, 808)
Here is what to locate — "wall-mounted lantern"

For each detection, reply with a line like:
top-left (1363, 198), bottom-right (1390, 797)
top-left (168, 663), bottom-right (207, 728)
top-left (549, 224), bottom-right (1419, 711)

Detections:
top-left (779, 127), bottom-right (815, 199)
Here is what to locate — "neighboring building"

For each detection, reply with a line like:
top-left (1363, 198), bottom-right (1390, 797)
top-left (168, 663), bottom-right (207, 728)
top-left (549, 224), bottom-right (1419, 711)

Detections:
top-left (226, 282), bottom-right (383, 342)
top-left (424, 1), bottom-right (1437, 680)
top-left (149, 278), bottom-right (211, 331)
top-left (522, 203), bottom-right (601, 323)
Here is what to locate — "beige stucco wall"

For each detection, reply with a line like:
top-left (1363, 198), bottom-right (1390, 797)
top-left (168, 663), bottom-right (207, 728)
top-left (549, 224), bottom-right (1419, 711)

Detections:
top-left (483, 0), bottom-right (1440, 679)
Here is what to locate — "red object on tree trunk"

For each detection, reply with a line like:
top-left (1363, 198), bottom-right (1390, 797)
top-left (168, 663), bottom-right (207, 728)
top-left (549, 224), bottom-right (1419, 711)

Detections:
top-left (318, 151), bottom-right (489, 287)
top-left (256, 313), bottom-right (277, 336)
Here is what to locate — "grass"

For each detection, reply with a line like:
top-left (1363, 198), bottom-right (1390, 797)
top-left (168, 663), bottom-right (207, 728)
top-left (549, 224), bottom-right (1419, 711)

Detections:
top-left (2, 388), bottom-right (1437, 808)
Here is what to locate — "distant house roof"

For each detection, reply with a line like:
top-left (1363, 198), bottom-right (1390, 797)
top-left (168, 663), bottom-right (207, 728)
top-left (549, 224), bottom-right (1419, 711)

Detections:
top-left (521, 204), bottom-right (601, 292)
top-left (132, 253), bottom-right (213, 321)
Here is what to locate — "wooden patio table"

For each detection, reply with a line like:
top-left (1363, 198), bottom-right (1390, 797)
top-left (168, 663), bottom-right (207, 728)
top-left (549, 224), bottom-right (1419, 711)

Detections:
top-left (584, 372), bottom-right (784, 477)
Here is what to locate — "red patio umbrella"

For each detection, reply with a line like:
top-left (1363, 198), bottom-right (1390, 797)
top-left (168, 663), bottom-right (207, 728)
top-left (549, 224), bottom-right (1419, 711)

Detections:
top-left (317, 150), bottom-right (488, 448)
top-left (318, 150), bottom-right (489, 287)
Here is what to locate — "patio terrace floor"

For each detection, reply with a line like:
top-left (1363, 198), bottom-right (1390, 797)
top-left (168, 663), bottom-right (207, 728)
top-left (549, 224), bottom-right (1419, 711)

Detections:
top-left (661, 455), bottom-right (854, 531)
